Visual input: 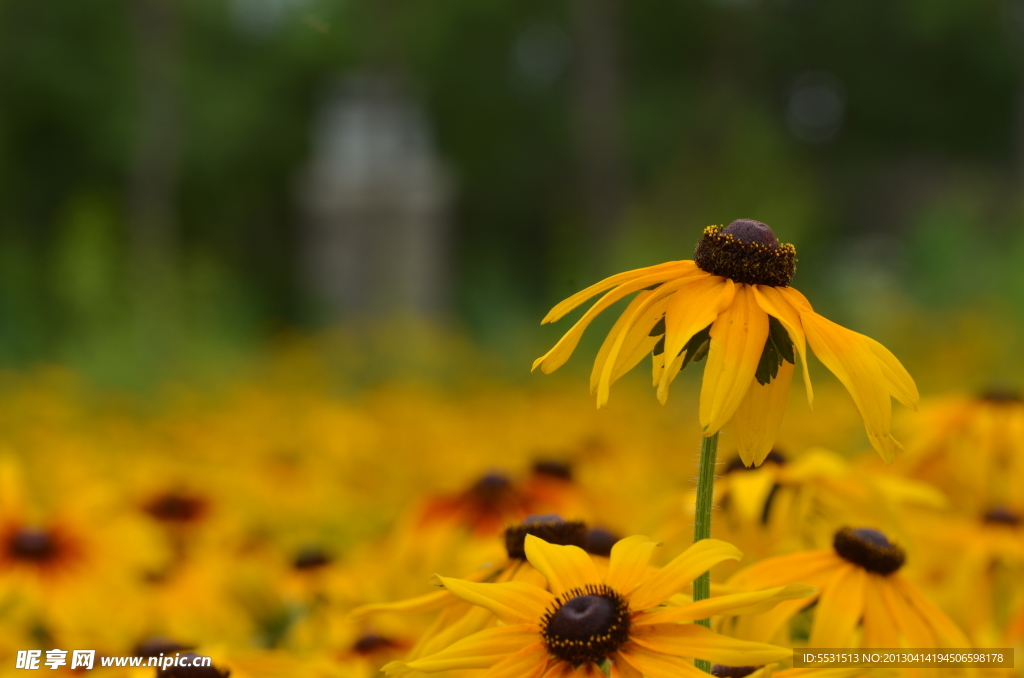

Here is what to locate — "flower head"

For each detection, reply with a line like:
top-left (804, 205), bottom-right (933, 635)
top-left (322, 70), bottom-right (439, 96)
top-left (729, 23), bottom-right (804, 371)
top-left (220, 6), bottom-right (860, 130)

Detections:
top-left (383, 535), bottom-right (814, 677)
top-left (723, 526), bottom-right (970, 649)
top-left (533, 220), bottom-right (919, 465)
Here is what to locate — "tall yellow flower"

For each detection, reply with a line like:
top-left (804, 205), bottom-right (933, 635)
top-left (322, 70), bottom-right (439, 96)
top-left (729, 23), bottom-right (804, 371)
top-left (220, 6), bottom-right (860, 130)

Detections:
top-left (383, 535), bottom-right (814, 677)
top-left (533, 220), bottom-right (918, 464)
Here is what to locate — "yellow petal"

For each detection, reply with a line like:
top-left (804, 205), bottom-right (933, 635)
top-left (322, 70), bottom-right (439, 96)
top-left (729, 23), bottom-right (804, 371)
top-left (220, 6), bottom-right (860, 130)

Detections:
top-left (699, 284), bottom-right (770, 434)
top-left (348, 588), bottom-right (452, 619)
top-left (728, 360), bottom-right (794, 467)
top-left (864, 335), bottom-right (919, 410)
top-left (631, 623), bottom-right (793, 666)
top-left (798, 310), bottom-right (902, 464)
top-left (618, 645), bottom-right (709, 678)
top-left (433, 575), bottom-right (554, 624)
top-left (628, 539), bottom-right (742, 611)
top-left (533, 269), bottom-right (687, 375)
top-left (541, 261), bottom-right (696, 324)
top-left (596, 277), bottom-right (703, 406)
top-left (524, 534), bottom-right (601, 597)
top-left (636, 584), bottom-right (818, 625)
top-left (604, 535), bottom-right (660, 595)
top-left (659, 275), bottom-right (735, 375)
top-left (887, 574), bottom-right (971, 646)
top-left (609, 653), bottom-right (645, 678)
top-left (655, 345), bottom-right (688, 405)
top-left (879, 576), bottom-right (934, 647)
top-left (409, 604), bottom-right (495, 660)
top-left (384, 624), bottom-right (538, 675)
top-left (755, 285), bottom-right (813, 407)
top-left (590, 290), bottom-right (664, 393)
top-left (724, 466), bottom-right (780, 523)
top-left (480, 643), bottom-right (551, 678)
top-left (861, 574), bottom-right (900, 647)
top-left (808, 564), bottom-right (866, 648)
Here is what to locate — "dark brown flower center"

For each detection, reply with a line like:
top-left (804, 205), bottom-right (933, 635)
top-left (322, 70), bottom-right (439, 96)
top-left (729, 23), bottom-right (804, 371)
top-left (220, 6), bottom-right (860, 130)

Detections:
top-left (7, 528), bottom-right (59, 562)
top-left (979, 388), bottom-right (1023, 404)
top-left (532, 460), bottom-right (573, 481)
top-left (504, 516), bottom-right (588, 559)
top-left (712, 666), bottom-right (761, 677)
top-left (584, 528), bottom-right (620, 558)
top-left (293, 548), bottom-right (333, 570)
top-left (833, 527), bottom-right (905, 575)
top-left (694, 220), bottom-right (796, 287)
top-left (145, 493), bottom-right (208, 523)
top-left (983, 507), bottom-right (1021, 527)
top-left (542, 584), bottom-right (630, 665)
top-left (352, 634), bottom-right (399, 655)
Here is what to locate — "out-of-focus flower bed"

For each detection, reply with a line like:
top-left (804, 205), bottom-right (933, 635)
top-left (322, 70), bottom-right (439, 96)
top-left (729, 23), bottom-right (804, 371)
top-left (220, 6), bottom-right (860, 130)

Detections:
top-left (0, 334), bottom-right (1020, 677)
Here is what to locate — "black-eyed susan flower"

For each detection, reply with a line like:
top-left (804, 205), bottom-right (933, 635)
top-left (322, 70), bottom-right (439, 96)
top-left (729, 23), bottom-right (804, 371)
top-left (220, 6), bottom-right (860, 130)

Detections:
top-left (723, 527), bottom-right (970, 650)
top-left (383, 534), bottom-right (813, 677)
top-left (533, 220), bottom-right (918, 465)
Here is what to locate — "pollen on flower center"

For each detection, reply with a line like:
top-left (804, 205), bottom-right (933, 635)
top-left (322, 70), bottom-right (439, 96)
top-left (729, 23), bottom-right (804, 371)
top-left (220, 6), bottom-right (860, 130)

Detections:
top-left (7, 528), bottom-right (59, 563)
top-left (833, 527), bottom-right (906, 575)
top-left (541, 584), bottom-right (631, 665)
top-left (694, 219), bottom-right (796, 287)
top-left (504, 515), bottom-right (588, 559)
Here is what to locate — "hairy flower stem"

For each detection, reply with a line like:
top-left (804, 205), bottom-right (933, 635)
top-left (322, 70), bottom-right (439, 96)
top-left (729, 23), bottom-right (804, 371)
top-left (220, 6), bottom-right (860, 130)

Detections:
top-left (692, 431), bottom-right (719, 674)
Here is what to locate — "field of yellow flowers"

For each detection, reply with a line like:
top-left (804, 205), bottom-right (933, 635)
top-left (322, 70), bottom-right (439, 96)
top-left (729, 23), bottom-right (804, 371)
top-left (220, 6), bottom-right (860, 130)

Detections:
top-left (0, 318), bottom-right (1021, 677)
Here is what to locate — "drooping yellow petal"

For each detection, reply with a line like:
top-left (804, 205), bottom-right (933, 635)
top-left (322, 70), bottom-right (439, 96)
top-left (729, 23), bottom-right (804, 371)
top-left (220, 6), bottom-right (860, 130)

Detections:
top-left (433, 575), bottom-right (553, 625)
top-left (409, 604), bottom-right (495, 660)
top-left (596, 277), bottom-right (704, 406)
top-left (635, 584), bottom-right (817, 625)
top-left (699, 284), bottom-right (770, 434)
top-left (541, 261), bottom-right (696, 324)
top-left (729, 360), bottom-right (794, 467)
top-left (863, 336), bottom-right (919, 410)
top-left (724, 466), bottom-right (780, 523)
top-left (755, 285), bottom-right (813, 407)
top-left (655, 345), bottom-right (688, 404)
top-left (660, 275), bottom-right (735, 373)
top-left (348, 588), bottom-right (453, 619)
top-left (480, 643), bottom-right (551, 678)
top-left (604, 535), bottom-right (660, 595)
top-left (590, 290), bottom-right (664, 393)
top-left (861, 574), bottom-right (901, 647)
top-left (617, 645), bottom-right (709, 678)
top-left (631, 622), bottom-right (793, 666)
top-left (808, 564), bottom-right (866, 648)
top-left (524, 534), bottom-right (601, 596)
top-left (880, 576), bottom-right (934, 647)
top-left (799, 310), bottom-right (902, 463)
top-left (383, 624), bottom-right (538, 675)
top-left (887, 574), bottom-right (972, 647)
top-left (727, 550), bottom-right (840, 590)
top-left (533, 269), bottom-right (690, 374)
top-left (627, 539), bottom-right (742, 611)
top-left (609, 653), bottom-right (645, 678)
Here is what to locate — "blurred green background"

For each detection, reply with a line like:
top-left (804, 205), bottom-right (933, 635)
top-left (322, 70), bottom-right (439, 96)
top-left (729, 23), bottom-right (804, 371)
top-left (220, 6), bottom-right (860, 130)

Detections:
top-left (1, 0), bottom-right (1022, 389)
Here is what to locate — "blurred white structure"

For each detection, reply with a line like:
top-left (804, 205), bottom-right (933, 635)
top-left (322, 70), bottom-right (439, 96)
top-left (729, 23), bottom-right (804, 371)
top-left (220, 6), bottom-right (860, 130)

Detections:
top-left (300, 75), bottom-right (453, 318)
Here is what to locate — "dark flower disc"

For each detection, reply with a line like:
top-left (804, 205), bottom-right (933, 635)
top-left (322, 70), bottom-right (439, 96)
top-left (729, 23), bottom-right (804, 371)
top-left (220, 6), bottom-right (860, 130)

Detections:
top-left (833, 527), bottom-right (906, 575)
top-left (694, 220), bottom-right (796, 287)
top-left (504, 516), bottom-right (588, 559)
top-left (541, 584), bottom-right (631, 665)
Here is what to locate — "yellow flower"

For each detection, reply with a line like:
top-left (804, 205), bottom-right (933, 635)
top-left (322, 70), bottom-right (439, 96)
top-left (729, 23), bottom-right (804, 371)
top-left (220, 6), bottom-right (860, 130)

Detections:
top-left (383, 535), bottom-right (813, 677)
top-left (533, 220), bottom-right (918, 465)
top-left (723, 527), bottom-right (970, 650)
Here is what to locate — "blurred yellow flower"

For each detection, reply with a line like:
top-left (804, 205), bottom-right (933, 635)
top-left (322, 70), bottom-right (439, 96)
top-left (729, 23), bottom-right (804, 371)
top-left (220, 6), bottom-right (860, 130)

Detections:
top-left (533, 220), bottom-right (918, 465)
top-left (384, 534), bottom-right (811, 677)
top-left (724, 527), bottom-right (970, 650)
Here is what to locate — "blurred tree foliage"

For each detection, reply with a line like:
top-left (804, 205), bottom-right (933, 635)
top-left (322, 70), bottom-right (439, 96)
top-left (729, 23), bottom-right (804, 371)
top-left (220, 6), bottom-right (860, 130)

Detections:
top-left (0, 0), bottom-right (1021, 384)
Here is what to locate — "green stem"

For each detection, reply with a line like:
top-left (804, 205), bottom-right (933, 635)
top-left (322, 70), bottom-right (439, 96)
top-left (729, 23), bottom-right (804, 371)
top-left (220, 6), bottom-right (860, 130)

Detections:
top-left (692, 431), bottom-right (719, 674)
